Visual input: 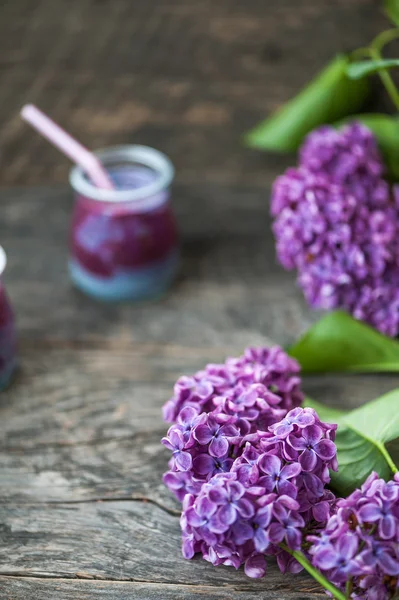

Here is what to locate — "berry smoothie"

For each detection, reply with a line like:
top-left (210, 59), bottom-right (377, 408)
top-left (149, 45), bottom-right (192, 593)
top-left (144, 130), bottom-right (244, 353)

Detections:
top-left (69, 150), bottom-right (178, 301)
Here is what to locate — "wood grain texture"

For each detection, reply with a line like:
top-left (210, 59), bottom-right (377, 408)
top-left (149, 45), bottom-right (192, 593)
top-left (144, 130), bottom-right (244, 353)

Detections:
top-left (3, 180), bottom-right (397, 598)
top-left (1, 341), bottom-right (399, 508)
top-left (0, 180), bottom-right (334, 597)
top-left (0, 1), bottom-right (389, 598)
top-left (0, 0), bottom-right (384, 186)
top-left (0, 501), bottom-right (325, 591)
top-left (0, 184), bottom-right (312, 346)
top-left (0, 577), bottom-right (325, 600)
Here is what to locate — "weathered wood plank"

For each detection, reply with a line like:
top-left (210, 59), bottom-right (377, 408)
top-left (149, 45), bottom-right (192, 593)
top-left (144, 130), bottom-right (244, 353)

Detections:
top-left (0, 183), bottom-right (315, 346)
top-left (0, 174), bottom-right (398, 596)
top-left (0, 500), bottom-right (322, 597)
top-left (0, 3), bottom-right (389, 598)
top-left (1, 341), bottom-right (398, 507)
top-left (1, 75), bottom-right (290, 187)
top-left (0, 0), bottom-right (383, 185)
top-left (0, 577), bottom-right (325, 599)
top-left (0, 577), bottom-right (325, 600)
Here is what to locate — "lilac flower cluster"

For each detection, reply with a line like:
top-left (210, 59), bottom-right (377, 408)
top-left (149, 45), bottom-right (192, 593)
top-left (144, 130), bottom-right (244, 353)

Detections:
top-left (309, 472), bottom-right (399, 599)
top-left (178, 407), bottom-right (337, 578)
top-left (163, 346), bottom-right (303, 426)
top-left (162, 349), bottom-right (338, 580)
top-left (271, 122), bottom-right (399, 336)
top-left (162, 346), bottom-right (303, 501)
top-left (181, 472), bottom-right (302, 579)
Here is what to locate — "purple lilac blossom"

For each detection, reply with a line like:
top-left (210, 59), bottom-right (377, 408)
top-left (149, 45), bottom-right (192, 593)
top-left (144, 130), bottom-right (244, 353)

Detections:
top-left (180, 471), bottom-right (302, 579)
top-left (162, 346), bottom-right (303, 424)
top-left (162, 352), bottom-right (339, 581)
top-left (299, 123), bottom-right (384, 185)
top-left (165, 404), bottom-right (338, 578)
top-left (162, 347), bottom-right (304, 502)
top-left (308, 472), bottom-right (399, 599)
top-left (271, 122), bottom-right (399, 336)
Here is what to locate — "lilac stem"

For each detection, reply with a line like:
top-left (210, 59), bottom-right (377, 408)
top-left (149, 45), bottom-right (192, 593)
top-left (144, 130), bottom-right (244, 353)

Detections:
top-left (280, 544), bottom-right (346, 600)
top-left (369, 46), bottom-right (399, 111)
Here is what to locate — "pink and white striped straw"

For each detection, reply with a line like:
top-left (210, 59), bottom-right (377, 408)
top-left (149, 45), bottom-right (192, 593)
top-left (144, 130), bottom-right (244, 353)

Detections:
top-left (21, 104), bottom-right (114, 190)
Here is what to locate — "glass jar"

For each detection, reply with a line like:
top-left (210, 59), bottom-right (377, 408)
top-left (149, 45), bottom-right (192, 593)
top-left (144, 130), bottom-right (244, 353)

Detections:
top-left (0, 246), bottom-right (17, 390)
top-left (69, 145), bottom-right (178, 301)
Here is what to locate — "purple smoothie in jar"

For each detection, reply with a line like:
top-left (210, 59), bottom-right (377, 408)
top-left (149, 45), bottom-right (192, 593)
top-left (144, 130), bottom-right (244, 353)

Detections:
top-left (69, 145), bottom-right (178, 301)
top-left (0, 247), bottom-right (17, 390)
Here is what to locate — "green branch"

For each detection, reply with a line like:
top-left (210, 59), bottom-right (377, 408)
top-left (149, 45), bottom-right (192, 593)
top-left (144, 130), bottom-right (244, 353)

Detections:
top-left (280, 545), bottom-right (346, 600)
top-left (369, 46), bottom-right (399, 111)
top-left (345, 579), bottom-right (353, 599)
top-left (377, 441), bottom-right (399, 474)
top-left (371, 28), bottom-right (399, 53)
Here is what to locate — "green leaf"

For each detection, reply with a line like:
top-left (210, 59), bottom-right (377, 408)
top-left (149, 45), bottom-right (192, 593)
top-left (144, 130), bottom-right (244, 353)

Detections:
top-left (347, 58), bottom-right (399, 79)
top-left (335, 113), bottom-right (399, 180)
top-left (244, 55), bottom-right (370, 152)
top-left (305, 393), bottom-right (399, 495)
top-left (385, 0), bottom-right (399, 26)
top-left (289, 311), bottom-right (399, 373)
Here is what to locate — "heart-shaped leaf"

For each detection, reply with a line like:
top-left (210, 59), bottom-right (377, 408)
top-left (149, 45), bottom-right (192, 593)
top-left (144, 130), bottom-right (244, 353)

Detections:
top-left (385, 0), bottom-right (399, 26)
top-left (306, 392), bottom-right (399, 495)
top-left (289, 311), bottom-right (399, 373)
top-left (335, 113), bottom-right (399, 180)
top-left (347, 58), bottom-right (399, 79)
top-left (244, 55), bottom-right (370, 152)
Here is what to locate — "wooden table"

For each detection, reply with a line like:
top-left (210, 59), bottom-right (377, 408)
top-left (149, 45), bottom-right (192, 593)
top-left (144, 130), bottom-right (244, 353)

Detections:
top-left (0, 1), bottom-right (389, 598)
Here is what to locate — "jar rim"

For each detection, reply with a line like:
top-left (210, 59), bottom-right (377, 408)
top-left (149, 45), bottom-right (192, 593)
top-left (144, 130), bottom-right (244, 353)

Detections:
top-left (0, 246), bottom-right (7, 276)
top-left (69, 145), bottom-right (174, 203)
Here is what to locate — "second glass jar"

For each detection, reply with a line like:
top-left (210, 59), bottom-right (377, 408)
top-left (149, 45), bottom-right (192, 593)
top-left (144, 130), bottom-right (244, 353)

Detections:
top-left (0, 246), bottom-right (17, 390)
top-left (69, 145), bottom-right (179, 301)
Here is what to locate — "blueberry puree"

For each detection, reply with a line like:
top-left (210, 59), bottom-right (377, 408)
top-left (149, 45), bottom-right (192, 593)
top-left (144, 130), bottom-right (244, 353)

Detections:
top-left (69, 166), bottom-right (179, 300)
top-left (0, 282), bottom-right (17, 389)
